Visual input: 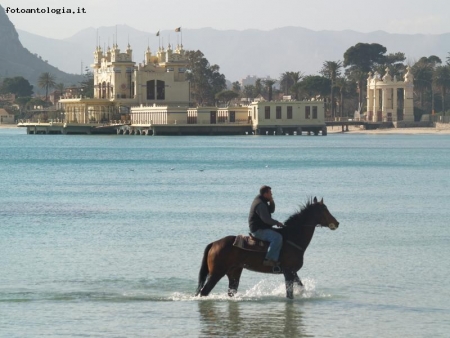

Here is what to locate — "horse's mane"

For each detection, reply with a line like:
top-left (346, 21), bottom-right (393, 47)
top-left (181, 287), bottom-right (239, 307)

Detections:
top-left (284, 198), bottom-right (316, 227)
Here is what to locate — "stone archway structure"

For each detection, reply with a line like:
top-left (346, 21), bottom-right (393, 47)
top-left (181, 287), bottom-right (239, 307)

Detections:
top-left (366, 66), bottom-right (414, 122)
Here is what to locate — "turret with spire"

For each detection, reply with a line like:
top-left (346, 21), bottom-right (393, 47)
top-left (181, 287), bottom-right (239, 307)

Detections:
top-left (93, 45), bottom-right (103, 65)
top-left (126, 43), bottom-right (132, 59)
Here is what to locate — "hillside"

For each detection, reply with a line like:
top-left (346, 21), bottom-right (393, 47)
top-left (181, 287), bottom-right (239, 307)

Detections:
top-left (12, 17), bottom-right (450, 83)
top-left (0, 5), bottom-right (82, 93)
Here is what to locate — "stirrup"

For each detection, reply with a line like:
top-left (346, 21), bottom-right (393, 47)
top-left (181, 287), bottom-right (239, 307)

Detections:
top-left (272, 265), bottom-right (282, 273)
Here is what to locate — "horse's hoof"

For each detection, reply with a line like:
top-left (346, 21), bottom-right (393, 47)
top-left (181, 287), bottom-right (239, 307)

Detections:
top-left (227, 289), bottom-right (237, 297)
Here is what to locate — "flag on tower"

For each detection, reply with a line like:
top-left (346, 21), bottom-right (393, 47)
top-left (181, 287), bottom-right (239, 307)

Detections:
top-left (175, 27), bottom-right (181, 32)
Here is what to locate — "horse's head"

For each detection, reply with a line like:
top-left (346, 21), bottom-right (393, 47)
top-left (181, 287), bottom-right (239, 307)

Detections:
top-left (311, 197), bottom-right (339, 230)
top-left (284, 197), bottom-right (340, 231)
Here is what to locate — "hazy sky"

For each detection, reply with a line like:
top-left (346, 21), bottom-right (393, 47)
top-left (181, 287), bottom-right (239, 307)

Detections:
top-left (2, 0), bottom-right (450, 39)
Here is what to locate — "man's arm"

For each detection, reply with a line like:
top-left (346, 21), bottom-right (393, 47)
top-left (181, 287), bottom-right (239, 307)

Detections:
top-left (268, 199), bottom-right (275, 213)
top-left (255, 203), bottom-right (282, 227)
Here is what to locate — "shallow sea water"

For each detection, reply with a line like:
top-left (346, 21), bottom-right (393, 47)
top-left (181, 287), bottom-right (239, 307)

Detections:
top-left (1, 128), bottom-right (449, 337)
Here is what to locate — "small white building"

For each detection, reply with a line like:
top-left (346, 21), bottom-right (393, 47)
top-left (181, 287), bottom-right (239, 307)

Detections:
top-left (248, 100), bottom-right (326, 135)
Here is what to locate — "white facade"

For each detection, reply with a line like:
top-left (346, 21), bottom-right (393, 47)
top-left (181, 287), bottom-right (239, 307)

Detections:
top-left (92, 43), bottom-right (190, 105)
top-left (130, 105), bottom-right (250, 126)
top-left (249, 100), bottom-right (325, 129)
top-left (366, 67), bottom-right (414, 122)
top-left (60, 43), bottom-right (190, 123)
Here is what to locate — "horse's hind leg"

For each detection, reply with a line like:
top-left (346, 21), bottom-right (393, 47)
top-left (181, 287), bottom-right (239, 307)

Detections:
top-left (227, 267), bottom-right (243, 297)
top-left (200, 273), bottom-right (225, 297)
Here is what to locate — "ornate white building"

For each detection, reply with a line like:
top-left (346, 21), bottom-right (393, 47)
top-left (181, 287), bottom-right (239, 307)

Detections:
top-left (60, 43), bottom-right (190, 123)
top-left (366, 66), bottom-right (414, 122)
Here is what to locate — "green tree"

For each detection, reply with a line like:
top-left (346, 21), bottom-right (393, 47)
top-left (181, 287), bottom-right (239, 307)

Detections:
top-left (242, 85), bottom-right (256, 100)
top-left (215, 90), bottom-right (239, 106)
top-left (300, 75), bottom-right (331, 100)
top-left (335, 76), bottom-right (347, 117)
top-left (263, 79), bottom-right (277, 101)
top-left (254, 78), bottom-right (264, 97)
top-left (371, 52), bottom-right (407, 80)
top-left (412, 59), bottom-right (434, 109)
top-left (38, 72), bottom-right (57, 102)
top-left (280, 72), bottom-right (293, 95)
top-left (279, 71), bottom-right (303, 98)
top-left (80, 68), bottom-right (94, 98)
top-left (0, 76), bottom-right (33, 97)
top-left (185, 50), bottom-right (226, 106)
top-left (320, 61), bottom-right (342, 118)
top-left (433, 65), bottom-right (450, 113)
top-left (231, 81), bottom-right (241, 93)
top-left (343, 43), bottom-right (388, 107)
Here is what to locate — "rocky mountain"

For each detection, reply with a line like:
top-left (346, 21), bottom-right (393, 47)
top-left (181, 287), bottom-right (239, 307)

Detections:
top-left (12, 13), bottom-right (450, 83)
top-left (0, 5), bottom-right (82, 93)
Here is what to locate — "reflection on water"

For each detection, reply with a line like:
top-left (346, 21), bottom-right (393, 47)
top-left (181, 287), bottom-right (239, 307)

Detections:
top-left (198, 300), bottom-right (311, 337)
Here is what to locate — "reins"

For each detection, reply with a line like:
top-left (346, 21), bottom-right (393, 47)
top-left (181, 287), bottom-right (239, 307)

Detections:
top-left (284, 224), bottom-right (321, 252)
top-left (286, 240), bottom-right (303, 252)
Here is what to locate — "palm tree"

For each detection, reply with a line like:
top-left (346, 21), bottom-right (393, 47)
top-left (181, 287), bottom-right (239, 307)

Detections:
top-left (263, 79), bottom-right (277, 101)
top-left (38, 72), bottom-right (56, 102)
top-left (320, 61), bottom-right (342, 119)
top-left (242, 85), bottom-right (255, 100)
top-left (335, 76), bottom-right (350, 118)
top-left (433, 65), bottom-right (450, 113)
top-left (280, 72), bottom-right (293, 95)
top-left (279, 71), bottom-right (303, 98)
top-left (254, 79), bottom-right (264, 97)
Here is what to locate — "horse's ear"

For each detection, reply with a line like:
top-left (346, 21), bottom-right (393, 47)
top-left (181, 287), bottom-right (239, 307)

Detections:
top-left (313, 197), bottom-right (317, 203)
top-left (320, 198), bottom-right (323, 204)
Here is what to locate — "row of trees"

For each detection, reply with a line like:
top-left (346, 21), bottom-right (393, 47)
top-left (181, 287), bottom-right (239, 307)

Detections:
top-left (0, 72), bottom-right (60, 100)
top-left (0, 69), bottom-right (93, 118)
top-left (186, 43), bottom-right (450, 120)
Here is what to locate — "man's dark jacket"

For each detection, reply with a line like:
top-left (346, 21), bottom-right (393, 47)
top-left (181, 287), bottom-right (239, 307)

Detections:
top-left (248, 195), bottom-right (276, 233)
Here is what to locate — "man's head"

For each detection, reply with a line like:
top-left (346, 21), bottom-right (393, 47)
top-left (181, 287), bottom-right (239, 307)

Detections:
top-left (260, 185), bottom-right (272, 199)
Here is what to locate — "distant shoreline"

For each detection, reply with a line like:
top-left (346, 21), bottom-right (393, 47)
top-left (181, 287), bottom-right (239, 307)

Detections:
top-left (326, 125), bottom-right (450, 135)
top-left (3, 123), bottom-right (450, 135)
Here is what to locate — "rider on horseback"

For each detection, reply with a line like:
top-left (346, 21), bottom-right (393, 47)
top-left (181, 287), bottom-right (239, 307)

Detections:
top-left (248, 185), bottom-right (284, 269)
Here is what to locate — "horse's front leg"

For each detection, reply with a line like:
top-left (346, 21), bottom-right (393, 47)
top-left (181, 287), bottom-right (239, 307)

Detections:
top-left (293, 272), bottom-right (303, 287)
top-left (283, 270), bottom-right (296, 299)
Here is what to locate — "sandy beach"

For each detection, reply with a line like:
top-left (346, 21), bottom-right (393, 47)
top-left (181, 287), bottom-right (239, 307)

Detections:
top-left (326, 125), bottom-right (450, 134)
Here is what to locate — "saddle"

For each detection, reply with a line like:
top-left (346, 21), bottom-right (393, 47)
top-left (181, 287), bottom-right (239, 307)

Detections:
top-left (232, 234), bottom-right (270, 253)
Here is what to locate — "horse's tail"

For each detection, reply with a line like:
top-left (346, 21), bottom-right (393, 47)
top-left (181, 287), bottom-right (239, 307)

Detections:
top-left (195, 242), bottom-right (213, 296)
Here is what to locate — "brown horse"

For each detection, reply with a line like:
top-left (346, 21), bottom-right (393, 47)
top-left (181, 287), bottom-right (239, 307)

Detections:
top-left (195, 197), bottom-right (339, 299)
